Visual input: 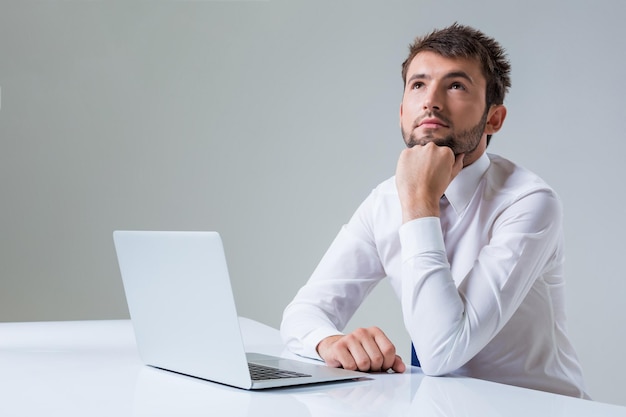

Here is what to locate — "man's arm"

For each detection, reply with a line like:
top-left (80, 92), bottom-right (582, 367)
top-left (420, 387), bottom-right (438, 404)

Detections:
top-left (395, 144), bottom-right (564, 375)
top-left (280, 191), bottom-right (395, 368)
top-left (308, 143), bottom-right (461, 374)
top-left (401, 192), bottom-right (563, 375)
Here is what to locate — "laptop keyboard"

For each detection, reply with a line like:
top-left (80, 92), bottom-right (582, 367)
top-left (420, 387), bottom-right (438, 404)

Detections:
top-left (248, 363), bottom-right (311, 380)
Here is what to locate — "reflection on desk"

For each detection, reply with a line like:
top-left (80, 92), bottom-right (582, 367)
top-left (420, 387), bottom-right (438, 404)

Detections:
top-left (1, 319), bottom-right (625, 417)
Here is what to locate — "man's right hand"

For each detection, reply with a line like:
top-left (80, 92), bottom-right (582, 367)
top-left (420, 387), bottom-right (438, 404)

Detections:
top-left (316, 327), bottom-right (406, 373)
top-left (395, 142), bottom-right (464, 223)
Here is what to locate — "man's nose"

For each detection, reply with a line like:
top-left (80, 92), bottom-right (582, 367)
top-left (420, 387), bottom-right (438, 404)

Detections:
top-left (422, 87), bottom-right (443, 111)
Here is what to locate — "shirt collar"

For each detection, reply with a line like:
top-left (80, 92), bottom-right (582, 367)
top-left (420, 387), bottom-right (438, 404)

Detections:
top-left (444, 152), bottom-right (490, 215)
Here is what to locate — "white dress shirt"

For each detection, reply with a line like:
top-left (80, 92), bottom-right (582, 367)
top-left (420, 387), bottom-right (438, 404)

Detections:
top-left (281, 152), bottom-right (588, 398)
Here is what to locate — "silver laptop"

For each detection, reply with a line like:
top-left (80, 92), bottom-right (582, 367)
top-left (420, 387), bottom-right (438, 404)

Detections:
top-left (113, 230), bottom-right (365, 390)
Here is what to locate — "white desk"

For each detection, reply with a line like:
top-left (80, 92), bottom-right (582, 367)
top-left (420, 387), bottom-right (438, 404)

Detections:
top-left (1, 319), bottom-right (624, 417)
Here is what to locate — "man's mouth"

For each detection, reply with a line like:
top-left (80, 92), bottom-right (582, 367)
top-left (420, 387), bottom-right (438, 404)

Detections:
top-left (417, 117), bottom-right (449, 129)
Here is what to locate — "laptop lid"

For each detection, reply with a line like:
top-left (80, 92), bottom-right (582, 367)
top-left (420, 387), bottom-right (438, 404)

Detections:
top-left (113, 230), bottom-right (365, 390)
top-left (114, 230), bottom-right (254, 388)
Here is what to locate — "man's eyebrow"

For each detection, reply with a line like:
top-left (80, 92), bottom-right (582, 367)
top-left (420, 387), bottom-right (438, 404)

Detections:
top-left (445, 71), bottom-right (475, 84)
top-left (406, 71), bottom-right (475, 85)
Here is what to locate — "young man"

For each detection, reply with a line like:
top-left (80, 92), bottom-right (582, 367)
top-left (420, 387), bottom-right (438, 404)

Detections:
top-left (281, 23), bottom-right (588, 398)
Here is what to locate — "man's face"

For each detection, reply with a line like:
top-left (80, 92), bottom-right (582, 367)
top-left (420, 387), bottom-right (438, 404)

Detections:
top-left (400, 51), bottom-right (490, 165)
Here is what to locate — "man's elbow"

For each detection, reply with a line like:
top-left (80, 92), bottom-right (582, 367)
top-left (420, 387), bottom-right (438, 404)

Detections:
top-left (419, 363), bottom-right (450, 377)
top-left (415, 354), bottom-right (458, 376)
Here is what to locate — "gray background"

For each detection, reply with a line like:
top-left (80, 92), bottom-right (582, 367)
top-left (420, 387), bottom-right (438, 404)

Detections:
top-left (1, 0), bottom-right (624, 406)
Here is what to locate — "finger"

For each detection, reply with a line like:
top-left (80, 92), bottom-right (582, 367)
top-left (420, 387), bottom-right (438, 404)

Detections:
top-left (452, 152), bottom-right (465, 175)
top-left (370, 330), bottom-right (398, 371)
top-left (327, 338), bottom-right (360, 370)
top-left (323, 354), bottom-right (343, 368)
top-left (358, 335), bottom-right (386, 371)
top-left (392, 355), bottom-right (406, 373)
top-left (334, 348), bottom-right (359, 371)
top-left (331, 333), bottom-right (371, 371)
top-left (345, 336), bottom-right (374, 371)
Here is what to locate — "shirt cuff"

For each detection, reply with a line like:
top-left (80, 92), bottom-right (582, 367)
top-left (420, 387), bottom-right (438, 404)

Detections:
top-left (399, 217), bottom-right (445, 262)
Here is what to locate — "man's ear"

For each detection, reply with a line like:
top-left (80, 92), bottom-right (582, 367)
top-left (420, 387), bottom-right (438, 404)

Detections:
top-left (484, 105), bottom-right (507, 135)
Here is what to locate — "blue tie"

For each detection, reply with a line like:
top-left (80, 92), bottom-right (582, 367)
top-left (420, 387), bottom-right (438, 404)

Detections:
top-left (411, 343), bottom-right (421, 367)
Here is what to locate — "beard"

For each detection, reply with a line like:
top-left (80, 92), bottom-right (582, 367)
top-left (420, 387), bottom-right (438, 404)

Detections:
top-left (402, 108), bottom-right (489, 156)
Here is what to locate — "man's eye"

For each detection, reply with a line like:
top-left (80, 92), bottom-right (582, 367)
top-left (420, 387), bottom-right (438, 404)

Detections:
top-left (412, 82), bottom-right (424, 89)
top-left (451, 83), bottom-right (466, 90)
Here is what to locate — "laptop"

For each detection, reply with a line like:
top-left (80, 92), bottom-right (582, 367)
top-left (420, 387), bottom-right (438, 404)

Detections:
top-left (113, 230), bottom-right (366, 390)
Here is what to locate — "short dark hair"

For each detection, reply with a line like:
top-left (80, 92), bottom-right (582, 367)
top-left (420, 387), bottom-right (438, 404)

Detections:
top-left (401, 22), bottom-right (511, 109)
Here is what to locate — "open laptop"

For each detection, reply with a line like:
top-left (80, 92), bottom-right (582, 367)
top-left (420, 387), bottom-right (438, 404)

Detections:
top-left (113, 230), bottom-right (366, 390)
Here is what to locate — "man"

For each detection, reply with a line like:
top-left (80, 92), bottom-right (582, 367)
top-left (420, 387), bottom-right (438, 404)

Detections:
top-left (280, 23), bottom-right (587, 398)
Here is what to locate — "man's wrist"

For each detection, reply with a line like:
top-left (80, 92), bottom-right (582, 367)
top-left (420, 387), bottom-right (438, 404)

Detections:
top-left (401, 198), bottom-right (440, 223)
